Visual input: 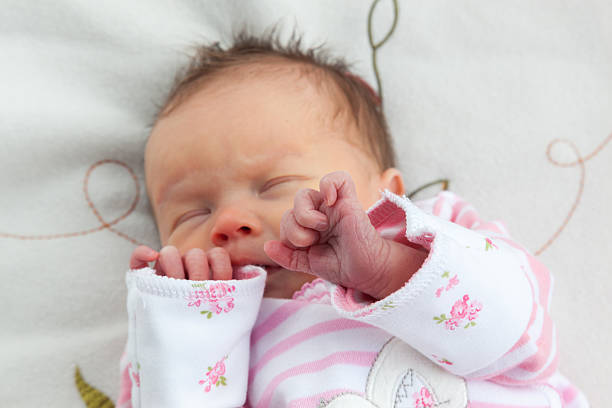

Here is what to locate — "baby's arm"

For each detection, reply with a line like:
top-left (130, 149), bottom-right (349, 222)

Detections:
top-left (267, 171), bottom-right (554, 384)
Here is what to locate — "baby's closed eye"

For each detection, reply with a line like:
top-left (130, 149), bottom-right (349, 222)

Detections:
top-left (259, 175), bottom-right (312, 196)
top-left (174, 209), bottom-right (211, 229)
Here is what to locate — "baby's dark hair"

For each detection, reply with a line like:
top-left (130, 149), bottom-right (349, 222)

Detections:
top-left (156, 30), bottom-right (397, 170)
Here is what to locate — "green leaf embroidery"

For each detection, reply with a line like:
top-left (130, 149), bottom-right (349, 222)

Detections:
top-left (433, 313), bottom-right (448, 324)
top-left (382, 301), bottom-right (395, 310)
top-left (441, 271), bottom-right (450, 278)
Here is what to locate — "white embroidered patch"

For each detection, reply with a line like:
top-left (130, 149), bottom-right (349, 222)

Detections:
top-left (392, 370), bottom-right (437, 407)
top-left (323, 337), bottom-right (468, 408)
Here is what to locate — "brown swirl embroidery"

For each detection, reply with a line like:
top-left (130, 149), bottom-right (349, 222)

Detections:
top-left (0, 159), bottom-right (143, 246)
top-left (535, 133), bottom-right (612, 255)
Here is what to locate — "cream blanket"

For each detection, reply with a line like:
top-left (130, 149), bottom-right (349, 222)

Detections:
top-left (1, 1), bottom-right (609, 406)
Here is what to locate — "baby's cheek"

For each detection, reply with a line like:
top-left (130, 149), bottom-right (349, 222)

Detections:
top-left (167, 226), bottom-right (213, 254)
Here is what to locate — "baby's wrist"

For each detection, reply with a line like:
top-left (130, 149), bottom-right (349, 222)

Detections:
top-left (364, 239), bottom-right (428, 300)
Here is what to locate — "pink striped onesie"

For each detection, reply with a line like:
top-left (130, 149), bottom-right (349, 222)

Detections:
top-left (118, 191), bottom-right (588, 408)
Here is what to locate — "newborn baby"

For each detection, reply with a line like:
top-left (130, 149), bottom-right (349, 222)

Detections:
top-left (119, 33), bottom-right (586, 408)
top-left (133, 54), bottom-right (425, 299)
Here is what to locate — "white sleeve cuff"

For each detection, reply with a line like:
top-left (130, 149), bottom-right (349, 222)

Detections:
top-left (330, 191), bottom-right (532, 376)
top-left (125, 266), bottom-right (265, 408)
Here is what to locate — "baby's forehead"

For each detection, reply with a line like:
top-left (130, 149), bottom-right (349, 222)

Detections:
top-left (147, 58), bottom-right (383, 180)
top-left (167, 57), bottom-right (353, 123)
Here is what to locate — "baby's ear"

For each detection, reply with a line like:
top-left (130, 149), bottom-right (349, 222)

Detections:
top-left (378, 168), bottom-right (405, 196)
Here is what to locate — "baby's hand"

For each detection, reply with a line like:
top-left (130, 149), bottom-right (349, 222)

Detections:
top-left (264, 171), bottom-right (405, 299)
top-left (129, 245), bottom-right (232, 280)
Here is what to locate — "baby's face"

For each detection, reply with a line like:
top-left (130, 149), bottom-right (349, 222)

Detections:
top-left (146, 68), bottom-right (398, 298)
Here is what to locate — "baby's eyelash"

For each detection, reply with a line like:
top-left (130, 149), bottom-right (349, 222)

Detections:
top-left (260, 175), bottom-right (311, 192)
top-left (174, 209), bottom-right (211, 229)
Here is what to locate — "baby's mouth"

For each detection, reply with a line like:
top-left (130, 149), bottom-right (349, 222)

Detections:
top-left (250, 264), bottom-right (283, 274)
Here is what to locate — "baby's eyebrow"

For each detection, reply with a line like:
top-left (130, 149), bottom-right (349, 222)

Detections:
top-left (154, 177), bottom-right (199, 208)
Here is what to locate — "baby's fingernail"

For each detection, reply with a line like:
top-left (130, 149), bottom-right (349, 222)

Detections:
top-left (316, 221), bottom-right (328, 230)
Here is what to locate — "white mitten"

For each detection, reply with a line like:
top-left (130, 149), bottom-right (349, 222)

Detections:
top-left (125, 266), bottom-right (266, 408)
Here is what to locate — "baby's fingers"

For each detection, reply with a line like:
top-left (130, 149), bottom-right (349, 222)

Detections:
top-left (158, 246), bottom-right (185, 279)
top-left (293, 188), bottom-right (328, 231)
top-left (280, 210), bottom-right (320, 248)
top-left (129, 245), bottom-right (158, 269)
top-left (207, 247), bottom-right (232, 280)
top-left (183, 248), bottom-right (210, 281)
top-left (319, 171), bottom-right (357, 207)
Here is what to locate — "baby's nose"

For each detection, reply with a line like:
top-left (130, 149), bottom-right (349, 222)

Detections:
top-left (210, 208), bottom-right (261, 246)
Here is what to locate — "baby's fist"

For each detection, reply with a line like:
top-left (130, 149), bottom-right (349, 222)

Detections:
top-left (264, 171), bottom-right (391, 298)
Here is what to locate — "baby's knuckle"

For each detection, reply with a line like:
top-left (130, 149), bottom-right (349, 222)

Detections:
top-left (185, 247), bottom-right (204, 259)
top-left (207, 247), bottom-right (229, 261)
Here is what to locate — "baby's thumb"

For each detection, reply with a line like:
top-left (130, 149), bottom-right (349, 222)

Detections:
top-left (264, 240), bottom-right (312, 275)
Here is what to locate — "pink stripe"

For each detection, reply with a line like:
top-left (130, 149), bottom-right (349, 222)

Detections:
top-left (493, 350), bottom-right (558, 385)
top-left (518, 314), bottom-right (554, 372)
top-left (457, 209), bottom-right (479, 229)
top-left (497, 237), bottom-right (551, 307)
top-left (117, 364), bottom-right (132, 406)
top-left (288, 389), bottom-right (363, 408)
top-left (249, 319), bottom-right (372, 384)
top-left (474, 221), bottom-right (504, 235)
top-left (251, 301), bottom-right (308, 346)
top-left (432, 195), bottom-right (447, 216)
top-left (254, 351), bottom-right (377, 408)
top-left (450, 198), bottom-right (470, 223)
top-left (531, 350), bottom-right (559, 382)
top-left (469, 403), bottom-right (548, 408)
top-left (561, 384), bottom-right (579, 403)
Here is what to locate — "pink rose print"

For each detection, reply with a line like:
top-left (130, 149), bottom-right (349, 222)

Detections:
top-left (413, 386), bottom-right (434, 408)
top-left (485, 238), bottom-right (498, 251)
top-left (185, 282), bottom-right (236, 319)
top-left (446, 274), bottom-right (459, 291)
top-left (450, 295), bottom-right (469, 319)
top-left (431, 354), bottom-right (453, 366)
top-left (433, 294), bottom-right (482, 330)
top-left (207, 282), bottom-right (236, 314)
top-left (186, 290), bottom-right (206, 307)
top-left (468, 300), bottom-right (482, 321)
top-left (128, 362), bottom-right (140, 388)
top-left (199, 356), bottom-right (228, 392)
top-left (435, 271), bottom-right (459, 297)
